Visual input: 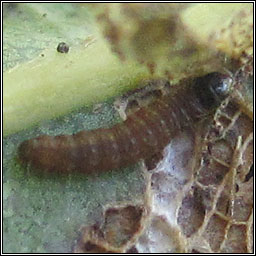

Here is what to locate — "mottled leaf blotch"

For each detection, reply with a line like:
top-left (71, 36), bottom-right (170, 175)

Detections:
top-left (57, 42), bottom-right (69, 53)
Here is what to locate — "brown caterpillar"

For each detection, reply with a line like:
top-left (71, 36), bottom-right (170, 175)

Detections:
top-left (18, 72), bottom-right (233, 175)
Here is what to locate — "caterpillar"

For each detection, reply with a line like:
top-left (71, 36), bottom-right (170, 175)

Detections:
top-left (18, 72), bottom-right (233, 175)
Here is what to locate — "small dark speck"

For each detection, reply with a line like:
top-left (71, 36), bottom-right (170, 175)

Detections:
top-left (57, 42), bottom-right (69, 53)
top-left (42, 13), bottom-right (47, 17)
top-left (40, 53), bottom-right (44, 57)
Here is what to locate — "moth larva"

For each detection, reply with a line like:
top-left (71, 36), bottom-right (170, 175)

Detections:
top-left (18, 72), bottom-right (233, 175)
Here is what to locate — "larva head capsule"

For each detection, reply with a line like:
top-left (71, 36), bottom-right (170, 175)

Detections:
top-left (194, 72), bottom-right (233, 110)
top-left (208, 72), bottom-right (233, 102)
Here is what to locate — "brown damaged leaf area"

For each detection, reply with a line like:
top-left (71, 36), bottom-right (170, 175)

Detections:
top-left (89, 3), bottom-right (220, 80)
top-left (178, 98), bottom-right (253, 253)
top-left (74, 204), bottom-right (150, 253)
top-left (74, 61), bottom-right (253, 253)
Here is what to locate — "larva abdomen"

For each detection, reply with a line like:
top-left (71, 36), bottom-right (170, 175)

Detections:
top-left (18, 72), bottom-right (233, 174)
top-left (18, 107), bottom-right (170, 174)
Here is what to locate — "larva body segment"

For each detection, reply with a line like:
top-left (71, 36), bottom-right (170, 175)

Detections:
top-left (18, 72), bottom-right (233, 174)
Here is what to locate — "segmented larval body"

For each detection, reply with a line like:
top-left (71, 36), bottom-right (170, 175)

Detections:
top-left (18, 73), bottom-right (233, 174)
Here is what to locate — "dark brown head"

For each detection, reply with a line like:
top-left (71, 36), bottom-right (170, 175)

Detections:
top-left (194, 72), bottom-right (233, 110)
